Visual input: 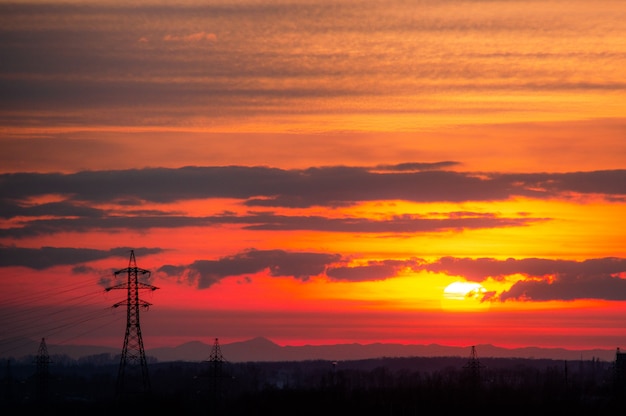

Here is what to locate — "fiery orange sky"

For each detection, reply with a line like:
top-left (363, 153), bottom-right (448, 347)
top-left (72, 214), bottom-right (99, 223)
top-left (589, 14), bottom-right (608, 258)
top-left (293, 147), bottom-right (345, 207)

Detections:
top-left (1, 0), bottom-right (625, 358)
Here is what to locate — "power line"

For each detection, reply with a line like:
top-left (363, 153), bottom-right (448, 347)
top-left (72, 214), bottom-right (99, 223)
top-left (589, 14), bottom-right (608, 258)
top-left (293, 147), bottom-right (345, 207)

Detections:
top-left (0, 289), bottom-right (110, 330)
top-left (0, 277), bottom-right (103, 312)
top-left (0, 289), bottom-right (114, 348)
top-left (0, 273), bottom-right (124, 359)
top-left (0, 307), bottom-right (122, 358)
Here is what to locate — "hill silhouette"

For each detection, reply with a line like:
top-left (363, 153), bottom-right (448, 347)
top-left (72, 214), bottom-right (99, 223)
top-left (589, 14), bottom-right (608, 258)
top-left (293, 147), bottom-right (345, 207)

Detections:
top-left (163, 337), bottom-right (616, 362)
top-left (3, 336), bottom-right (614, 363)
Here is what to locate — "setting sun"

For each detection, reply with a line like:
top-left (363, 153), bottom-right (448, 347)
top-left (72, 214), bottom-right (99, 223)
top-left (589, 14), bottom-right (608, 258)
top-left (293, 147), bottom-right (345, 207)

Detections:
top-left (442, 282), bottom-right (489, 312)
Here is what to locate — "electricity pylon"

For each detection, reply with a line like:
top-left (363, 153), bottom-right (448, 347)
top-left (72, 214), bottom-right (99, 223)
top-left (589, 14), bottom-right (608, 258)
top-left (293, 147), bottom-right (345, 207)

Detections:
top-left (106, 250), bottom-right (158, 398)
top-left (463, 345), bottom-right (483, 387)
top-left (205, 338), bottom-right (227, 411)
top-left (34, 337), bottom-right (51, 404)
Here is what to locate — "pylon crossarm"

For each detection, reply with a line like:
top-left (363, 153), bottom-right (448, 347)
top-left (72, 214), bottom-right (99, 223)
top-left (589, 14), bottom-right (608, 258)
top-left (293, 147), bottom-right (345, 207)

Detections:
top-left (114, 267), bottom-right (151, 276)
top-left (112, 299), bottom-right (152, 307)
top-left (105, 284), bottom-right (127, 291)
top-left (106, 282), bottom-right (158, 292)
top-left (137, 282), bottom-right (159, 290)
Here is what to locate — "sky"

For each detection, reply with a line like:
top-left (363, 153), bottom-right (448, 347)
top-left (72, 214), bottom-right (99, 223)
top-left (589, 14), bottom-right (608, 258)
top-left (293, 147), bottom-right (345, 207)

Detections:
top-left (1, 0), bottom-right (626, 358)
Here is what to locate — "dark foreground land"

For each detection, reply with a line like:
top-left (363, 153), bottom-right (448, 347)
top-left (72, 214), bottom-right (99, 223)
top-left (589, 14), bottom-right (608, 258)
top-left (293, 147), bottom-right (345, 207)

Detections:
top-left (2, 355), bottom-right (626, 415)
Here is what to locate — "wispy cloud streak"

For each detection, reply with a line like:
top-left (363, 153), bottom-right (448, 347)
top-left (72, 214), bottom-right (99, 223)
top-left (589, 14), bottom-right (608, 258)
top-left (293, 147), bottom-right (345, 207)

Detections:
top-left (1, 1), bottom-right (624, 128)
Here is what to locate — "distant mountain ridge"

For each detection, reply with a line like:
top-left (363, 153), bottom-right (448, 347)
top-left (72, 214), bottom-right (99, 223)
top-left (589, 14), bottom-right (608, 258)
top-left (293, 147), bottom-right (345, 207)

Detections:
top-left (3, 336), bottom-right (617, 363)
top-left (160, 337), bottom-right (617, 363)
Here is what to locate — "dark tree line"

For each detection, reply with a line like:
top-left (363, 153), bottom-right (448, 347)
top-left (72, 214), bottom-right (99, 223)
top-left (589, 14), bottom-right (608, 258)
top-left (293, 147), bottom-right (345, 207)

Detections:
top-left (2, 355), bottom-right (625, 415)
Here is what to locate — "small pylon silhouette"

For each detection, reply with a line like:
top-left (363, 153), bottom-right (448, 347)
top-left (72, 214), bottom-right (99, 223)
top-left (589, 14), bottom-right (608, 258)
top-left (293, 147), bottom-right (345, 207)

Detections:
top-left (34, 337), bottom-right (51, 403)
top-left (209, 337), bottom-right (225, 364)
top-left (463, 345), bottom-right (483, 385)
top-left (106, 250), bottom-right (159, 398)
top-left (206, 338), bottom-right (227, 402)
top-left (615, 347), bottom-right (626, 392)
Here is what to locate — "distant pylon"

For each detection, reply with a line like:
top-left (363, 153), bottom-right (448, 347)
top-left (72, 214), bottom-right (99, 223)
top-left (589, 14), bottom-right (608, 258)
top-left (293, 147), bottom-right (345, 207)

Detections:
top-left (209, 338), bottom-right (225, 363)
top-left (614, 347), bottom-right (626, 392)
top-left (205, 337), bottom-right (227, 408)
top-left (106, 250), bottom-right (159, 398)
top-left (34, 337), bottom-right (51, 403)
top-left (463, 345), bottom-right (483, 386)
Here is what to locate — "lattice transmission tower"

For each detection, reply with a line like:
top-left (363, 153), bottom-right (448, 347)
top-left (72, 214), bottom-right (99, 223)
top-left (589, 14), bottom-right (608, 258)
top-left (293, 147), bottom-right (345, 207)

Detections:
top-left (201, 336), bottom-right (228, 414)
top-left (34, 337), bottom-right (51, 403)
top-left (462, 345), bottom-right (484, 387)
top-left (106, 250), bottom-right (159, 398)
top-left (207, 338), bottom-right (226, 397)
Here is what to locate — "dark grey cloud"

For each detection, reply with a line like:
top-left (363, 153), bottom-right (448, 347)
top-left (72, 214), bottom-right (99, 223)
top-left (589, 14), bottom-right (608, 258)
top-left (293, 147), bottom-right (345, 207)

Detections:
top-left (244, 167), bottom-right (510, 208)
top-left (422, 257), bottom-right (626, 302)
top-left (158, 249), bottom-right (341, 289)
top-left (2, 165), bottom-right (624, 208)
top-left (423, 257), bottom-right (626, 282)
top-left (0, 246), bottom-right (163, 270)
top-left (374, 162), bottom-right (460, 172)
top-left (0, 215), bottom-right (219, 238)
top-left (328, 256), bottom-right (626, 302)
top-left (1, 166), bottom-right (292, 204)
top-left (6, 164), bottom-right (626, 237)
top-left (0, 210), bottom-right (545, 239)
top-left (499, 271), bottom-right (626, 302)
top-left (243, 212), bottom-right (544, 232)
top-left (158, 251), bottom-right (626, 302)
top-left (503, 171), bottom-right (626, 199)
top-left (0, 200), bottom-right (105, 220)
top-left (4, 242), bottom-right (625, 302)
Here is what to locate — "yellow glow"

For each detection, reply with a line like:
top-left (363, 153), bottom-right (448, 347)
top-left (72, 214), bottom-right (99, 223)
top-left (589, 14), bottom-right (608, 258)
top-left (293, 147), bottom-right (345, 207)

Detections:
top-left (278, 197), bottom-right (625, 261)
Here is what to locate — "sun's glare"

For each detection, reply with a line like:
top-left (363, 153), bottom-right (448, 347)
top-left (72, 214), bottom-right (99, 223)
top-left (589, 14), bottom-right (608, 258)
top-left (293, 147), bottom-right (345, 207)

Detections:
top-left (441, 281), bottom-right (489, 312)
